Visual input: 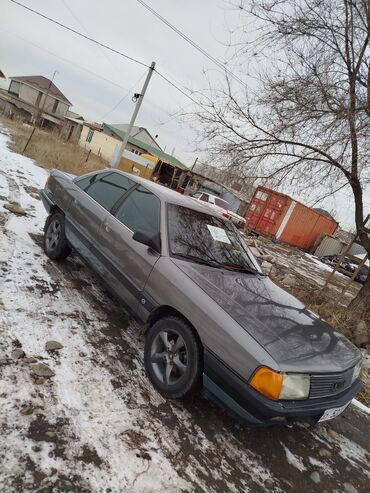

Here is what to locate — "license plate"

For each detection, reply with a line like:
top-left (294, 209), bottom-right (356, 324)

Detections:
top-left (318, 402), bottom-right (350, 422)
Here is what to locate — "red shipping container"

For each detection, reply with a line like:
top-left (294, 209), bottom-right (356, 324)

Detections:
top-left (244, 186), bottom-right (338, 251)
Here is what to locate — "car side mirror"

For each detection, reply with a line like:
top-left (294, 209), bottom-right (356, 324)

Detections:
top-left (132, 230), bottom-right (161, 254)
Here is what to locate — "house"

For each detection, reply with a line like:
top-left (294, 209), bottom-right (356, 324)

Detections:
top-left (80, 122), bottom-right (182, 165)
top-left (103, 123), bottom-right (162, 152)
top-left (79, 122), bottom-right (188, 181)
top-left (60, 110), bottom-right (86, 143)
top-left (0, 75), bottom-right (71, 130)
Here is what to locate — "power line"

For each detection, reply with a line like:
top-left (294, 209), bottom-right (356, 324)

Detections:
top-left (7, 0), bottom-right (213, 117)
top-left (136, 0), bottom-right (248, 89)
top-left (9, 0), bottom-right (149, 69)
top-left (0, 27), bottom-right (137, 93)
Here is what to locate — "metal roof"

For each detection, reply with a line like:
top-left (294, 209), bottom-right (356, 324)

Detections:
top-left (10, 75), bottom-right (72, 105)
top-left (104, 123), bottom-right (188, 170)
top-left (109, 123), bottom-right (162, 150)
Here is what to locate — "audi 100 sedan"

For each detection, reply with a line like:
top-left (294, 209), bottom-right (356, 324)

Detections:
top-left (41, 169), bottom-right (362, 426)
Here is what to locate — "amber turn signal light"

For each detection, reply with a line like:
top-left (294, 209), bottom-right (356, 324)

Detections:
top-left (249, 367), bottom-right (283, 400)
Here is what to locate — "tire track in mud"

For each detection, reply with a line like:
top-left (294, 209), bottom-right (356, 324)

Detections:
top-left (29, 233), bottom-right (370, 493)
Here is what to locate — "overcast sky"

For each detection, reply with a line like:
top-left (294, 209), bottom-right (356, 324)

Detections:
top-left (1, 0), bottom-right (369, 229)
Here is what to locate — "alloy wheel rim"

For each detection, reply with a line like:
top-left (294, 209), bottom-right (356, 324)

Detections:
top-left (46, 219), bottom-right (61, 251)
top-left (150, 330), bottom-right (188, 385)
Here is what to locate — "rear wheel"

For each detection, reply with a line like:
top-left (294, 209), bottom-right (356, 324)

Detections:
top-left (43, 212), bottom-right (71, 260)
top-left (144, 316), bottom-right (203, 400)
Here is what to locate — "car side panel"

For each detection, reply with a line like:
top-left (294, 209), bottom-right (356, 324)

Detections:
top-left (141, 257), bottom-right (278, 380)
top-left (95, 214), bottom-right (160, 314)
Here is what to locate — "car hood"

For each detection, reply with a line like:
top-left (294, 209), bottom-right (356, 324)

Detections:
top-left (172, 259), bottom-right (360, 373)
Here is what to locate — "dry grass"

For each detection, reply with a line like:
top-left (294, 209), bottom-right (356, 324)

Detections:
top-left (0, 114), bottom-right (107, 175)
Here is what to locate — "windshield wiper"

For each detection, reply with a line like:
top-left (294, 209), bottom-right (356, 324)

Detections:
top-left (172, 253), bottom-right (222, 268)
top-left (218, 262), bottom-right (261, 275)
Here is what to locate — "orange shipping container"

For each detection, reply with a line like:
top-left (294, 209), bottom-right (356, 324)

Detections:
top-left (244, 186), bottom-right (338, 251)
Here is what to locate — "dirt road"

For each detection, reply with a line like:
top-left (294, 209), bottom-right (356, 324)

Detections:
top-left (0, 129), bottom-right (369, 492)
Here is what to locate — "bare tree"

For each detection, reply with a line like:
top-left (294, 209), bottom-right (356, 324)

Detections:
top-left (193, 0), bottom-right (370, 319)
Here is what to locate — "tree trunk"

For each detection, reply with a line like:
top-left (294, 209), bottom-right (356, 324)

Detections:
top-left (348, 272), bottom-right (370, 346)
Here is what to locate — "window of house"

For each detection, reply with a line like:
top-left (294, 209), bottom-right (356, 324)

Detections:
top-left (9, 80), bottom-right (20, 96)
top-left (52, 99), bottom-right (58, 113)
top-left (86, 129), bottom-right (94, 143)
top-left (79, 172), bottom-right (135, 211)
top-left (114, 185), bottom-right (160, 235)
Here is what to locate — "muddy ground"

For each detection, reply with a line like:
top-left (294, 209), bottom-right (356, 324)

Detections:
top-left (0, 128), bottom-right (369, 492)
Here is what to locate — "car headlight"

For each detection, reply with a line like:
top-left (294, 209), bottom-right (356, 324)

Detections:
top-left (351, 360), bottom-right (362, 384)
top-left (249, 367), bottom-right (310, 400)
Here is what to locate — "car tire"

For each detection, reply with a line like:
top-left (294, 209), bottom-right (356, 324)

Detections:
top-left (144, 316), bottom-right (203, 400)
top-left (43, 212), bottom-right (71, 260)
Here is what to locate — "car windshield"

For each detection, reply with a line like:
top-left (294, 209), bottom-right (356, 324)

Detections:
top-left (167, 204), bottom-right (262, 274)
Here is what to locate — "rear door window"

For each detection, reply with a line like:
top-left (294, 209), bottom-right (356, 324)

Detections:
top-left (81, 172), bottom-right (135, 211)
top-left (114, 185), bottom-right (160, 235)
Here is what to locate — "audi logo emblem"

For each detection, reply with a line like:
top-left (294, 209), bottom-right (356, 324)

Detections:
top-left (331, 381), bottom-right (345, 392)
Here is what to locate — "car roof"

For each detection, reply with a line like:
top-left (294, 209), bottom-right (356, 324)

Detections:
top-left (92, 168), bottom-right (226, 219)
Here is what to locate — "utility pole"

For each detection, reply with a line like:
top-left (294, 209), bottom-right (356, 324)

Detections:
top-left (111, 61), bottom-right (155, 168)
top-left (23, 70), bottom-right (58, 155)
top-left (191, 157), bottom-right (198, 171)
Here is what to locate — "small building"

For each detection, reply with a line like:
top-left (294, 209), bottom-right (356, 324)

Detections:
top-left (0, 75), bottom-right (72, 130)
top-left (245, 186), bottom-right (338, 252)
top-left (60, 110), bottom-right (85, 143)
top-left (79, 123), bottom-right (188, 180)
top-left (103, 123), bottom-right (162, 152)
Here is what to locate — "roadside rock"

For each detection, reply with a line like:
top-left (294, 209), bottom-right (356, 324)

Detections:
top-left (45, 340), bottom-right (63, 352)
top-left (344, 483), bottom-right (359, 493)
top-left (261, 261), bottom-right (273, 275)
top-left (282, 274), bottom-right (296, 288)
top-left (11, 348), bottom-right (25, 360)
top-left (23, 357), bottom-right (37, 364)
top-left (327, 428), bottom-right (339, 439)
top-left (34, 377), bottom-right (45, 385)
top-left (318, 448), bottom-right (331, 458)
top-left (3, 203), bottom-right (27, 216)
top-left (309, 471), bottom-right (320, 484)
top-left (21, 405), bottom-right (34, 415)
top-left (31, 363), bottom-right (55, 378)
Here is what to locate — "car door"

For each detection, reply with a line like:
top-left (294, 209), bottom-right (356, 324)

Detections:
top-left (96, 184), bottom-right (161, 314)
top-left (66, 171), bottom-right (135, 261)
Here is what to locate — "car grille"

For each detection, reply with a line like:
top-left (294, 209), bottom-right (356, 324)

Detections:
top-left (309, 367), bottom-right (354, 399)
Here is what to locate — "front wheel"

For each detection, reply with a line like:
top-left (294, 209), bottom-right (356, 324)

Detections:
top-left (144, 316), bottom-right (203, 400)
top-left (43, 212), bottom-right (71, 260)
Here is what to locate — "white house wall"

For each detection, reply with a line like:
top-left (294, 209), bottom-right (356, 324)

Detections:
top-left (79, 126), bottom-right (119, 161)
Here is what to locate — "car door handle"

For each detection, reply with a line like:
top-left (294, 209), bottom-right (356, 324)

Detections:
top-left (104, 224), bottom-right (110, 233)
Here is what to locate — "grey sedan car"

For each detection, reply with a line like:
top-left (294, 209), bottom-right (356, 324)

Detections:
top-left (41, 169), bottom-right (362, 426)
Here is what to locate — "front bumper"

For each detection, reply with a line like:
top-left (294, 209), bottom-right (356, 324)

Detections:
top-left (203, 349), bottom-right (362, 426)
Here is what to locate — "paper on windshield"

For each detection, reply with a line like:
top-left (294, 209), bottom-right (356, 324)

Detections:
top-left (207, 225), bottom-right (231, 244)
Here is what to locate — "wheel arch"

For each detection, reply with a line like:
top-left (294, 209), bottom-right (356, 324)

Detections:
top-left (147, 305), bottom-right (203, 346)
top-left (43, 206), bottom-right (64, 231)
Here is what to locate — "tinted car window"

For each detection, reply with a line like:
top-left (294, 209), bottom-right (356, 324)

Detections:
top-left (167, 204), bottom-right (261, 273)
top-left (215, 198), bottom-right (231, 210)
top-left (75, 172), bottom-right (109, 191)
top-left (115, 185), bottom-right (160, 235)
top-left (82, 172), bottom-right (135, 211)
top-left (199, 194), bottom-right (209, 202)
